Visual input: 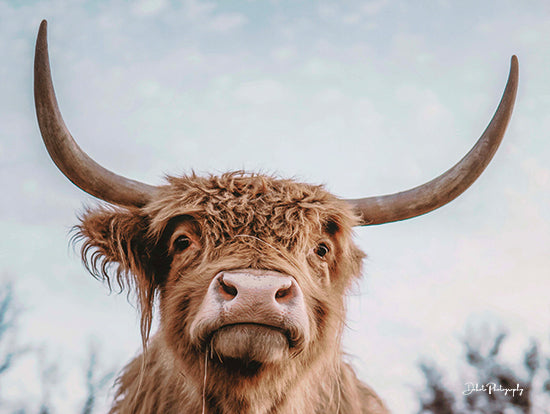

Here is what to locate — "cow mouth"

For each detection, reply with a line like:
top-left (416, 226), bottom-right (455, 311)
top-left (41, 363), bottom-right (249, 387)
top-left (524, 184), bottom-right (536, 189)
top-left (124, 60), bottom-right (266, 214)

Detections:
top-left (207, 323), bottom-right (293, 364)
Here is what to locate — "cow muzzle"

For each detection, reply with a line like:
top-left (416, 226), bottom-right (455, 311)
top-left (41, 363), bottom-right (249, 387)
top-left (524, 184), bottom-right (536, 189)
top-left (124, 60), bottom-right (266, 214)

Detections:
top-left (189, 269), bottom-right (311, 363)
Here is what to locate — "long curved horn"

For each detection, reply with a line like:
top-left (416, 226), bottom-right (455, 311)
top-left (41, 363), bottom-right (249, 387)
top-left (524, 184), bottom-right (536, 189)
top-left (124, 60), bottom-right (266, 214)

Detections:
top-left (347, 56), bottom-right (518, 226)
top-left (34, 20), bottom-right (158, 207)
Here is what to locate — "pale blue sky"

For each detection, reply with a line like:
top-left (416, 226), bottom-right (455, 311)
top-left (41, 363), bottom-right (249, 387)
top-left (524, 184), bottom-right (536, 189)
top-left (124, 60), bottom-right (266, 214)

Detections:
top-left (1, 0), bottom-right (549, 412)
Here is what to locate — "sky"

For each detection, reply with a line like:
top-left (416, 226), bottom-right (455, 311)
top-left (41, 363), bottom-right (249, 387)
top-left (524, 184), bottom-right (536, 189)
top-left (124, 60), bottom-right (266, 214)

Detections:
top-left (1, 0), bottom-right (550, 412)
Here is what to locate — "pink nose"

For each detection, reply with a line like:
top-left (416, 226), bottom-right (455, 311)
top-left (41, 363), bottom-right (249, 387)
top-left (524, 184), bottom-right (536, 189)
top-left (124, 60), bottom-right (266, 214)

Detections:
top-left (216, 271), bottom-right (297, 305)
top-left (189, 269), bottom-right (310, 348)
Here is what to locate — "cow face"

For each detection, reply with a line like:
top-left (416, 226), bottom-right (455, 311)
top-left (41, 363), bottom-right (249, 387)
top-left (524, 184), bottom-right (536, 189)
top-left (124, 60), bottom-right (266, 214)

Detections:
top-left (78, 173), bottom-right (364, 376)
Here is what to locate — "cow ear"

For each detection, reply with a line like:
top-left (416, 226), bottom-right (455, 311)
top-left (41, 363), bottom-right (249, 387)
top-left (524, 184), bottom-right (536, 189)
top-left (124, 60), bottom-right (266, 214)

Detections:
top-left (322, 216), bottom-right (365, 286)
top-left (75, 206), bottom-right (158, 345)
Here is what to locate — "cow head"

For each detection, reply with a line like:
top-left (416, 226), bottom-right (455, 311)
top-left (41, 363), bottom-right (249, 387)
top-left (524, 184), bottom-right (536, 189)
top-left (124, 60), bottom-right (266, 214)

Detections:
top-left (77, 173), bottom-right (364, 379)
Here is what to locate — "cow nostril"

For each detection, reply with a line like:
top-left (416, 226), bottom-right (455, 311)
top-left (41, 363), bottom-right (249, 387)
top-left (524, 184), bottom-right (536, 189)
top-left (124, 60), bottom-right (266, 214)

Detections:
top-left (275, 286), bottom-right (291, 301)
top-left (218, 276), bottom-right (238, 299)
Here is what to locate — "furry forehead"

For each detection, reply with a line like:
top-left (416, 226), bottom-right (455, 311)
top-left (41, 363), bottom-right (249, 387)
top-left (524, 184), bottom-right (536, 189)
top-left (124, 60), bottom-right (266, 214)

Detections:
top-left (145, 172), bottom-right (360, 243)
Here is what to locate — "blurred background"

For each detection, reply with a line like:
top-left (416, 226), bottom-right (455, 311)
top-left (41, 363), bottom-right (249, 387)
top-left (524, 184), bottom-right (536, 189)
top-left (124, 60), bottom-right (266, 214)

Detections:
top-left (1, 0), bottom-right (549, 412)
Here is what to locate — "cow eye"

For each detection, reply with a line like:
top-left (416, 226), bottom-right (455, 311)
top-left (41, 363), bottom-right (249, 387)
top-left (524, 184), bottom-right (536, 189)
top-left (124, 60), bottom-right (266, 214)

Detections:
top-left (173, 235), bottom-right (191, 251)
top-left (315, 243), bottom-right (329, 258)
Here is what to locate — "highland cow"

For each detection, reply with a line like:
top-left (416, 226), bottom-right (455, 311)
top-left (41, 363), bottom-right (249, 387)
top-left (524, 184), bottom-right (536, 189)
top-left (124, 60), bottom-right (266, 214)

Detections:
top-left (34, 20), bottom-right (518, 414)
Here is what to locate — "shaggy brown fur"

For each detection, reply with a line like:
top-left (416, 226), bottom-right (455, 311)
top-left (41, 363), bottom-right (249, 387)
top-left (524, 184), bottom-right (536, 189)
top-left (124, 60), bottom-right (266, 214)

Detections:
top-left (77, 171), bottom-right (389, 413)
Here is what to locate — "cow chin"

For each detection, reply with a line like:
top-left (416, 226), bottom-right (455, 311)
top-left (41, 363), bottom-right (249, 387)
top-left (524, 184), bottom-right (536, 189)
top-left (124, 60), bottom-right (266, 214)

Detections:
top-left (210, 324), bottom-right (289, 364)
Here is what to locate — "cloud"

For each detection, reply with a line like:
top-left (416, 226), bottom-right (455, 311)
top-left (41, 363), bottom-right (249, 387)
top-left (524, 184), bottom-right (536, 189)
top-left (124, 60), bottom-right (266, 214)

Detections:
top-left (300, 58), bottom-right (341, 77)
top-left (317, 4), bottom-right (339, 19)
top-left (233, 79), bottom-right (289, 105)
top-left (132, 0), bottom-right (168, 16)
top-left (522, 157), bottom-right (550, 190)
top-left (317, 1), bottom-right (387, 26)
top-left (271, 46), bottom-right (297, 62)
top-left (208, 12), bottom-right (247, 32)
top-left (184, 0), bottom-right (217, 19)
top-left (361, 0), bottom-right (388, 16)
